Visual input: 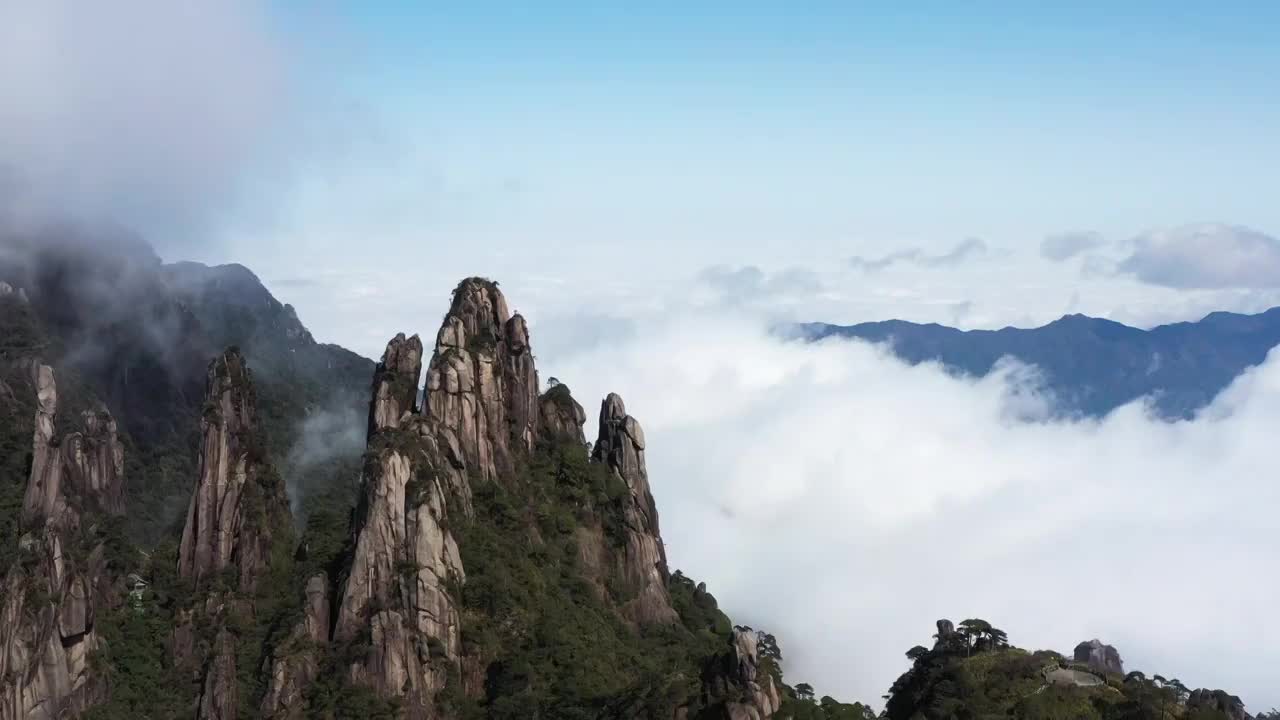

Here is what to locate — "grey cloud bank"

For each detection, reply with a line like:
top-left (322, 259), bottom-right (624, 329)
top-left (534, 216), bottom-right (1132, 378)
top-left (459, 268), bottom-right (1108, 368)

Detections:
top-left (1119, 223), bottom-right (1280, 289)
top-left (698, 264), bottom-right (824, 305)
top-left (850, 237), bottom-right (988, 271)
top-left (1041, 230), bottom-right (1106, 261)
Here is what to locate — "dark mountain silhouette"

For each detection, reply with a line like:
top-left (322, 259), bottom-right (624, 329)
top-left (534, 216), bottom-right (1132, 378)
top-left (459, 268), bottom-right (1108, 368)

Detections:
top-left (797, 310), bottom-right (1280, 418)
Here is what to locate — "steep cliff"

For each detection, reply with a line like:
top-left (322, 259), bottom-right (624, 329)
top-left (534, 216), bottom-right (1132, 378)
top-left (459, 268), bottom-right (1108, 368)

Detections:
top-left (331, 333), bottom-right (470, 717)
top-left (592, 393), bottom-right (679, 627)
top-left (0, 360), bottom-right (126, 720)
top-left (174, 348), bottom-right (295, 720)
top-left (368, 332), bottom-right (424, 437)
top-left (1073, 638), bottom-right (1124, 675)
top-left (700, 630), bottom-right (783, 720)
top-left (423, 278), bottom-right (539, 482)
top-left (178, 348), bottom-right (292, 595)
top-left (260, 573), bottom-right (330, 719)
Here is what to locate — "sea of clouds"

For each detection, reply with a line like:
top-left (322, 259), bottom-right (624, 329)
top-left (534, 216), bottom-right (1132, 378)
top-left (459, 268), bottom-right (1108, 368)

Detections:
top-left (546, 308), bottom-right (1280, 711)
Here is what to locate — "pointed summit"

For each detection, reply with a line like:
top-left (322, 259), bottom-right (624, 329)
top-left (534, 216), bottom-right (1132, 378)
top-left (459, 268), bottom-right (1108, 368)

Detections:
top-left (593, 393), bottom-right (678, 626)
top-left (423, 277), bottom-right (539, 481)
top-left (367, 332), bottom-right (423, 438)
top-left (178, 348), bottom-right (291, 594)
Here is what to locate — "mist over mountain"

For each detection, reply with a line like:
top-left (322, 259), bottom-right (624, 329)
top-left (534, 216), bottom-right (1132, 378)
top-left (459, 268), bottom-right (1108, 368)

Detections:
top-left (0, 232), bottom-right (373, 543)
top-left (0, 236), bottom-right (1274, 719)
top-left (797, 311), bottom-right (1280, 419)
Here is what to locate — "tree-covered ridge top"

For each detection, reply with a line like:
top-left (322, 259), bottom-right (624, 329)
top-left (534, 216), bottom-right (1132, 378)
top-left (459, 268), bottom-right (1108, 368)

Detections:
top-left (886, 617), bottom-right (1264, 720)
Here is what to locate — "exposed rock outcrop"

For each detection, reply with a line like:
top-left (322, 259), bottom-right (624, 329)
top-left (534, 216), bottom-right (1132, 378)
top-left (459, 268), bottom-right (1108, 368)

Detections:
top-left (345, 428), bottom-right (467, 704)
top-left (368, 333), bottom-right (423, 438)
top-left (423, 278), bottom-right (539, 482)
top-left (701, 630), bottom-right (782, 720)
top-left (0, 363), bottom-right (124, 720)
top-left (1187, 689), bottom-right (1251, 720)
top-left (175, 349), bottom-right (293, 720)
top-left (24, 397), bottom-right (126, 522)
top-left (196, 629), bottom-right (239, 720)
top-left (178, 348), bottom-right (292, 595)
top-left (592, 393), bottom-right (678, 626)
top-left (1073, 639), bottom-right (1124, 675)
top-left (335, 411), bottom-right (469, 714)
top-left (933, 619), bottom-right (960, 652)
top-left (538, 382), bottom-right (587, 445)
top-left (261, 574), bottom-right (331, 719)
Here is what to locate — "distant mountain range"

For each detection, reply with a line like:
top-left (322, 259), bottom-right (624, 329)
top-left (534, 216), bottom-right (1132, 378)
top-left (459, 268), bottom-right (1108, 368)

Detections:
top-left (796, 309), bottom-right (1280, 419)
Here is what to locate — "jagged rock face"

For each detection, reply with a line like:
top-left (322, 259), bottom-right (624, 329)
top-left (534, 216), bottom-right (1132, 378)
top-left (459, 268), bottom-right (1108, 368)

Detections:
top-left (178, 349), bottom-right (291, 594)
top-left (334, 423), bottom-right (466, 711)
top-left (61, 410), bottom-right (126, 515)
top-left (22, 362), bottom-right (125, 524)
top-left (933, 619), bottom-right (959, 651)
top-left (592, 393), bottom-right (678, 626)
top-left (1073, 639), bottom-right (1124, 675)
top-left (538, 383), bottom-right (587, 445)
top-left (196, 629), bottom-right (239, 720)
top-left (423, 278), bottom-right (539, 481)
top-left (0, 364), bottom-right (120, 720)
top-left (368, 333), bottom-right (423, 438)
top-left (22, 362), bottom-right (61, 523)
top-left (261, 574), bottom-right (330, 719)
top-left (702, 630), bottom-right (781, 720)
top-left (1187, 689), bottom-right (1250, 720)
top-left (174, 350), bottom-right (293, 720)
top-left (0, 543), bottom-right (109, 720)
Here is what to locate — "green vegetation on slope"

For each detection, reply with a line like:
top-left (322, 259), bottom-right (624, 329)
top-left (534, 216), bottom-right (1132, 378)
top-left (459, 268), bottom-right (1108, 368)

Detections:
top-left (885, 619), bottom-right (1243, 720)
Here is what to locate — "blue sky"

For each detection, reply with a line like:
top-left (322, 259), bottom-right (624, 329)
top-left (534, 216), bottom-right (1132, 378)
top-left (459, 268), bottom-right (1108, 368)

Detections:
top-left (271, 1), bottom-right (1280, 251)
top-left (8, 1), bottom-right (1280, 342)
top-left (173, 1), bottom-right (1280, 355)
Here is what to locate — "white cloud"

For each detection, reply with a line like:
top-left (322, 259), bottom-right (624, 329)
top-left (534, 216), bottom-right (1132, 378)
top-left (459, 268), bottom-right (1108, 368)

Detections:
top-left (1042, 230), bottom-right (1106, 261)
top-left (545, 307), bottom-right (1280, 712)
top-left (1119, 223), bottom-right (1280, 289)
top-left (850, 237), bottom-right (989, 272)
top-left (0, 0), bottom-right (289, 246)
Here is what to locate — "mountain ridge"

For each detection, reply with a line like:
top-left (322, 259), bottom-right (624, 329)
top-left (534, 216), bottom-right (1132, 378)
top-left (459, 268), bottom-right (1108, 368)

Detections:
top-left (795, 307), bottom-right (1280, 418)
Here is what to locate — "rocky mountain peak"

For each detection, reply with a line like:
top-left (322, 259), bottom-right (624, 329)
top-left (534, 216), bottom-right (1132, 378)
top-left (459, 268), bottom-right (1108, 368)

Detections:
top-left (1187, 689), bottom-right (1251, 720)
top-left (368, 332), bottom-right (423, 438)
top-left (424, 277), bottom-right (539, 481)
top-left (177, 348), bottom-right (290, 594)
top-left (1073, 638), bottom-right (1124, 675)
top-left (700, 629), bottom-right (783, 720)
top-left (0, 362), bottom-right (123, 719)
top-left (21, 362), bottom-right (125, 525)
top-left (591, 392), bottom-right (678, 626)
top-left (537, 381), bottom-right (587, 444)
